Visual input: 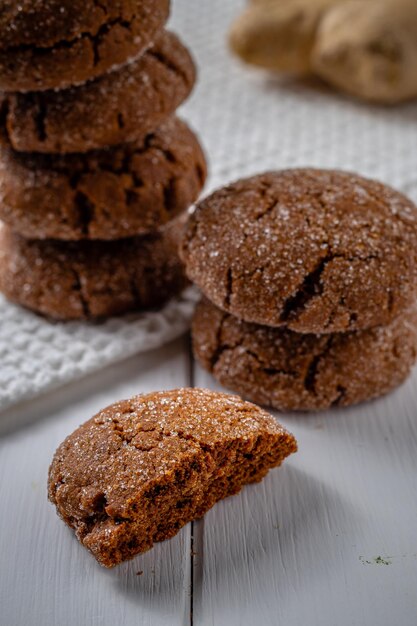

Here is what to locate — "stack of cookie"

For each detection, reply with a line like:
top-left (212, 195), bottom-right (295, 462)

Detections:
top-left (0, 1), bottom-right (206, 320)
top-left (181, 169), bottom-right (417, 411)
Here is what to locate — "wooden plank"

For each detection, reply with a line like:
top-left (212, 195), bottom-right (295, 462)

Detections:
top-left (193, 366), bottom-right (417, 626)
top-left (0, 338), bottom-right (192, 626)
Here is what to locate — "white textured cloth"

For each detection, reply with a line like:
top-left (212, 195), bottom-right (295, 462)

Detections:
top-left (0, 289), bottom-right (198, 410)
top-left (1, 0), bottom-right (417, 410)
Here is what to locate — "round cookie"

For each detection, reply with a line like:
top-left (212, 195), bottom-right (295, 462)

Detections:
top-left (0, 219), bottom-right (187, 320)
top-left (0, 117), bottom-right (207, 240)
top-left (0, 30), bottom-right (195, 154)
top-left (193, 298), bottom-right (417, 412)
top-left (181, 169), bottom-right (417, 334)
top-left (0, 0), bottom-right (170, 92)
top-left (0, 0), bottom-right (164, 48)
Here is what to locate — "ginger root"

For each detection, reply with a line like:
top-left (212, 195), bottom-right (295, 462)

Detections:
top-left (229, 0), bottom-right (342, 74)
top-left (312, 0), bottom-right (417, 104)
top-left (229, 0), bottom-right (417, 103)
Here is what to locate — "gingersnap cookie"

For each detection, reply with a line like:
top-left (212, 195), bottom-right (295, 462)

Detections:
top-left (0, 0), bottom-right (170, 92)
top-left (48, 388), bottom-right (297, 567)
top-left (0, 117), bottom-right (207, 240)
top-left (0, 219), bottom-right (187, 320)
top-left (193, 298), bottom-right (417, 412)
top-left (0, 30), bottom-right (195, 154)
top-left (181, 169), bottom-right (417, 334)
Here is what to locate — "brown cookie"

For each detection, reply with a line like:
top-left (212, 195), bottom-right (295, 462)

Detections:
top-left (0, 0), bottom-right (170, 92)
top-left (0, 218), bottom-right (187, 320)
top-left (48, 388), bottom-right (297, 567)
top-left (0, 0), bottom-right (164, 48)
top-left (0, 117), bottom-right (207, 240)
top-left (193, 298), bottom-right (417, 412)
top-left (0, 30), bottom-right (195, 154)
top-left (181, 169), bottom-right (417, 334)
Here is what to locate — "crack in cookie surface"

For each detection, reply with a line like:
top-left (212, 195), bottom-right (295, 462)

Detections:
top-left (48, 389), bottom-right (297, 566)
top-left (0, 31), bottom-right (196, 154)
top-left (0, 117), bottom-right (207, 240)
top-left (0, 3), bottom-right (169, 92)
top-left (182, 169), bottom-right (417, 333)
top-left (192, 298), bottom-right (417, 411)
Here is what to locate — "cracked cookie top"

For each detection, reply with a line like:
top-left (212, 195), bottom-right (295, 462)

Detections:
top-left (0, 1), bottom-right (168, 49)
top-left (48, 388), bottom-right (295, 526)
top-left (193, 297), bottom-right (417, 411)
top-left (0, 0), bottom-right (170, 92)
top-left (0, 30), bottom-right (195, 154)
top-left (0, 216), bottom-right (187, 320)
top-left (0, 117), bottom-right (207, 240)
top-left (181, 169), bottom-right (417, 333)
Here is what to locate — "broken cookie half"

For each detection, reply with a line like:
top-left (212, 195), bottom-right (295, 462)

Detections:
top-left (48, 388), bottom-right (297, 567)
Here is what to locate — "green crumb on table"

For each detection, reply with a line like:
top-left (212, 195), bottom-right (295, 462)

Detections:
top-left (359, 555), bottom-right (392, 566)
top-left (374, 556), bottom-right (392, 566)
top-left (359, 556), bottom-right (372, 565)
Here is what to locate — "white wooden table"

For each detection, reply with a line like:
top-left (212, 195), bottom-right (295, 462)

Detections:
top-left (1, 335), bottom-right (417, 626)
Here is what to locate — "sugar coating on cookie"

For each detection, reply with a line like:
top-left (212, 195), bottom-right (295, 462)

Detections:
top-left (0, 0), bottom-right (170, 92)
top-left (0, 117), bottom-right (207, 240)
top-left (0, 30), bottom-right (196, 154)
top-left (48, 388), bottom-right (297, 567)
top-left (193, 298), bottom-right (417, 412)
top-left (0, 0), bottom-right (165, 48)
top-left (0, 218), bottom-right (187, 320)
top-left (181, 169), bottom-right (417, 333)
